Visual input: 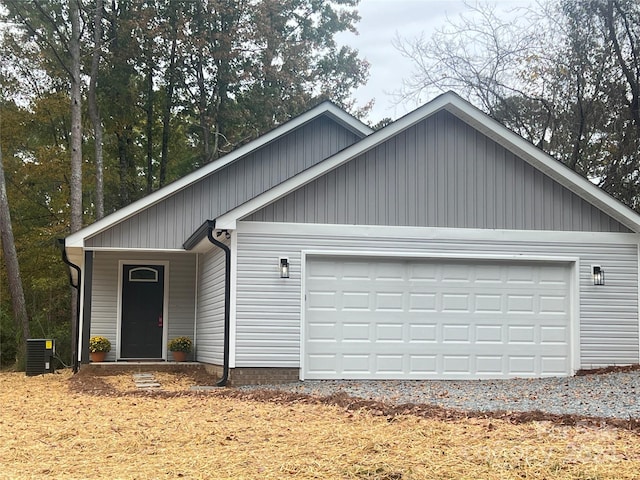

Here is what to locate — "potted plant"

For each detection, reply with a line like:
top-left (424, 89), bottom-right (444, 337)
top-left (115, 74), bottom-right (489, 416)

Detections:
top-left (168, 336), bottom-right (192, 362)
top-left (88, 336), bottom-right (111, 362)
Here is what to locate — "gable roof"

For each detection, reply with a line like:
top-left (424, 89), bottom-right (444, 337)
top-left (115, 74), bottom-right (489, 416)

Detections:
top-left (65, 101), bottom-right (373, 249)
top-left (213, 91), bottom-right (640, 233)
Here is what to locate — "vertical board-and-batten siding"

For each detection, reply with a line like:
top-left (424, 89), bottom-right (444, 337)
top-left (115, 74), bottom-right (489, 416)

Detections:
top-left (246, 111), bottom-right (629, 232)
top-left (196, 245), bottom-right (226, 364)
top-left (85, 116), bottom-right (363, 250)
top-left (233, 227), bottom-right (639, 369)
top-left (90, 251), bottom-right (196, 360)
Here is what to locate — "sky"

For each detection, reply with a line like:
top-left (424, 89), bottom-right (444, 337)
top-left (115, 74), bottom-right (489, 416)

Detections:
top-left (338, 0), bottom-right (533, 124)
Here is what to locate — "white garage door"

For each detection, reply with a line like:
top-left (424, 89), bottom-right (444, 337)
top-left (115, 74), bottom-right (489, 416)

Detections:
top-left (304, 256), bottom-right (572, 379)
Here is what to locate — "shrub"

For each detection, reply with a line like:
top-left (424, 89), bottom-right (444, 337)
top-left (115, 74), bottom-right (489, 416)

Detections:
top-left (168, 336), bottom-right (192, 353)
top-left (88, 336), bottom-right (111, 353)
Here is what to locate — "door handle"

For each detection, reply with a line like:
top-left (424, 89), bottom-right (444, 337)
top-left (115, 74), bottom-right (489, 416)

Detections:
top-left (158, 315), bottom-right (163, 327)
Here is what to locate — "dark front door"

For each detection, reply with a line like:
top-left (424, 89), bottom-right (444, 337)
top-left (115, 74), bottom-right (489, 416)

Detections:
top-left (120, 264), bottom-right (165, 359)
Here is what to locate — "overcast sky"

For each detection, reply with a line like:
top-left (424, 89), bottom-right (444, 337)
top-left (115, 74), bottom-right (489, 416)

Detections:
top-left (339, 0), bottom-right (533, 124)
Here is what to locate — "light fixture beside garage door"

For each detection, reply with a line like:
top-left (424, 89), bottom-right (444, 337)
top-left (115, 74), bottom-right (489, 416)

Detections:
top-left (592, 265), bottom-right (605, 285)
top-left (279, 257), bottom-right (290, 278)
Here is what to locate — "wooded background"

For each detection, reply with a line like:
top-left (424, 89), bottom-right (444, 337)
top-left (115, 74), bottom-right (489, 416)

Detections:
top-left (1, 0), bottom-right (639, 368)
top-left (0, 0), bottom-right (368, 367)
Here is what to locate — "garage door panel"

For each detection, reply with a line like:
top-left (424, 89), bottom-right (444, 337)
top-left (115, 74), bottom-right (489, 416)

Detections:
top-left (375, 292), bottom-right (404, 311)
top-left (376, 323), bottom-right (404, 342)
top-left (304, 257), bottom-right (572, 379)
top-left (342, 323), bottom-right (371, 341)
top-left (342, 291), bottom-right (370, 310)
top-left (409, 323), bottom-right (437, 342)
top-left (541, 326), bottom-right (568, 343)
top-left (539, 295), bottom-right (569, 314)
top-left (408, 293), bottom-right (437, 312)
top-left (307, 290), bottom-right (338, 310)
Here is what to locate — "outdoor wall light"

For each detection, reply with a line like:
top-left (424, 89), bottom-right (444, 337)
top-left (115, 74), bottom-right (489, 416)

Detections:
top-left (279, 257), bottom-right (290, 278)
top-left (592, 265), bottom-right (605, 286)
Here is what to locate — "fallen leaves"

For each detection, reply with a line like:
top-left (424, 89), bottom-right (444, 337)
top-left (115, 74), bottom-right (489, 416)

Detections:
top-left (0, 370), bottom-right (639, 479)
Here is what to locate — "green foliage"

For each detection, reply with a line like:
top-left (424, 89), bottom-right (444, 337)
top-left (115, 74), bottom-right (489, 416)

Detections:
top-left (168, 336), bottom-right (192, 353)
top-left (88, 336), bottom-right (111, 353)
top-left (0, 308), bottom-right (18, 368)
top-left (0, 0), bottom-right (367, 364)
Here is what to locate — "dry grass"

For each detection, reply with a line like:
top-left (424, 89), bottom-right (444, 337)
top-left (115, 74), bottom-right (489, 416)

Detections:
top-left (1, 370), bottom-right (639, 479)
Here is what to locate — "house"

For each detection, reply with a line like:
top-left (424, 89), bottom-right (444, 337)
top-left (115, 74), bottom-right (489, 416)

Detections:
top-left (62, 92), bottom-right (640, 385)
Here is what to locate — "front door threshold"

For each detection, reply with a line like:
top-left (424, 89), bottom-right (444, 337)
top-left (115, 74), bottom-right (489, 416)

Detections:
top-left (118, 358), bottom-right (166, 362)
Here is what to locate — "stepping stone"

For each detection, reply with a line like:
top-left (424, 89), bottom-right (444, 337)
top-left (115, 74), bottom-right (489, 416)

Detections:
top-left (137, 382), bottom-right (161, 389)
top-left (133, 373), bottom-right (161, 389)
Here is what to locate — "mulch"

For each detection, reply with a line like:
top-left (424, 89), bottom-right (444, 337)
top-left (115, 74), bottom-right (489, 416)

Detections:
top-left (68, 365), bottom-right (640, 434)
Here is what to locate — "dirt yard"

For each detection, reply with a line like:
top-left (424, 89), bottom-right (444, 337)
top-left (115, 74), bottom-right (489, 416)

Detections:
top-left (0, 369), bottom-right (639, 479)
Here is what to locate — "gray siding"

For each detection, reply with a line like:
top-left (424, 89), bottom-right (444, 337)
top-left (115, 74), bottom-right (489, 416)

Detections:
top-left (247, 111), bottom-right (630, 232)
top-left (196, 246), bottom-right (226, 364)
top-left (86, 116), bottom-right (363, 249)
top-left (234, 225), bottom-right (638, 369)
top-left (90, 251), bottom-right (197, 360)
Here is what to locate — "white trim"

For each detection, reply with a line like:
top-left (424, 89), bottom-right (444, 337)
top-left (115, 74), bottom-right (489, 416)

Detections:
top-left (237, 221), bottom-right (640, 245)
top-left (193, 253), bottom-right (199, 358)
top-left (302, 250), bottom-right (580, 263)
top-left (65, 102), bottom-right (372, 248)
top-left (82, 247), bottom-right (191, 253)
top-left (77, 253), bottom-right (86, 362)
top-left (116, 260), bottom-right (170, 360)
top-left (638, 243), bottom-right (640, 365)
top-left (229, 231), bottom-right (238, 369)
top-left (300, 251), bottom-right (580, 379)
top-left (216, 92), bottom-right (640, 233)
top-left (571, 260), bottom-right (581, 374)
top-left (299, 251), bottom-right (309, 380)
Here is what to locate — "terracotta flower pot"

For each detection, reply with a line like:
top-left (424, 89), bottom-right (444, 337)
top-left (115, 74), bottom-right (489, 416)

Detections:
top-left (90, 351), bottom-right (107, 362)
top-left (171, 351), bottom-right (187, 362)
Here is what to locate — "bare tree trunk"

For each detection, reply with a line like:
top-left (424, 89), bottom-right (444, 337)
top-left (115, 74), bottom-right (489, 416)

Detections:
top-left (145, 34), bottom-right (154, 194)
top-left (0, 126), bottom-right (30, 365)
top-left (69, 0), bottom-right (83, 233)
top-left (69, 0), bottom-right (83, 369)
top-left (160, 18), bottom-right (178, 188)
top-left (88, 0), bottom-right (105, 219)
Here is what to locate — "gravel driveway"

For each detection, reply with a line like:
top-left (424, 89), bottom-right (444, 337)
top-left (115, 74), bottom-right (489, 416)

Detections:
top-left (241, 370), bottom-right (640, 419)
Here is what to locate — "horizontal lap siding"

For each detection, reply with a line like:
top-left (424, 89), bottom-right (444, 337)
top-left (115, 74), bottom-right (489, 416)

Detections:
top-left (85, 117), bottom-right (362, 249)
top-left (90, 251), bottom-right (196, 359)
top-left (196, 247), bottom-right (226, 364)
top-left (234, 228), bottom-right (638, 369)
top-left (91, 253), bottom-right (119, 361)
top-left (168, 255), bottom-right (197, 343)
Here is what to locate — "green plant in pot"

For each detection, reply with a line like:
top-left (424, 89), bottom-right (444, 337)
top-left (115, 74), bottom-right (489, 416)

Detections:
top-left (88, 336), bottom-right (111, 362)
top-left (168, 336), bottom-right (192, 362)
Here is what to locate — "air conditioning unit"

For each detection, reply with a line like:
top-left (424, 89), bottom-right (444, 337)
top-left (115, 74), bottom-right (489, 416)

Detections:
top-left (26, 339), bottom-right (55, 376)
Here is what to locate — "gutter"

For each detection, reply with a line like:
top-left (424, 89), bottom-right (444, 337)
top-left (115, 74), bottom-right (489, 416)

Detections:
top-left (205, 220), bottom-right (231, 387)
top-left (57, 239), bottom-right (81, 373)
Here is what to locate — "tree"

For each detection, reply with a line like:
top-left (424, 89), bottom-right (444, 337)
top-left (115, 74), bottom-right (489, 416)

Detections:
top-left (0, 0), bottom-right (369, 367)
top-left (88, 0), bottom-right (105, 219)
top-left (0, 107), bottom-right (30, 365)
top-left (395, 0), bottom-right (640, 210)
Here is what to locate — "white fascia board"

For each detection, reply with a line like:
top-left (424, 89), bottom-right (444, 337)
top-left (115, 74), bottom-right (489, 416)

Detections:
top-left (65, 102), bottom-right (372, 248)
top-left (237, 220), bottom-right (640, 245)
top-left (217, 91), bottom-right (640, 233)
